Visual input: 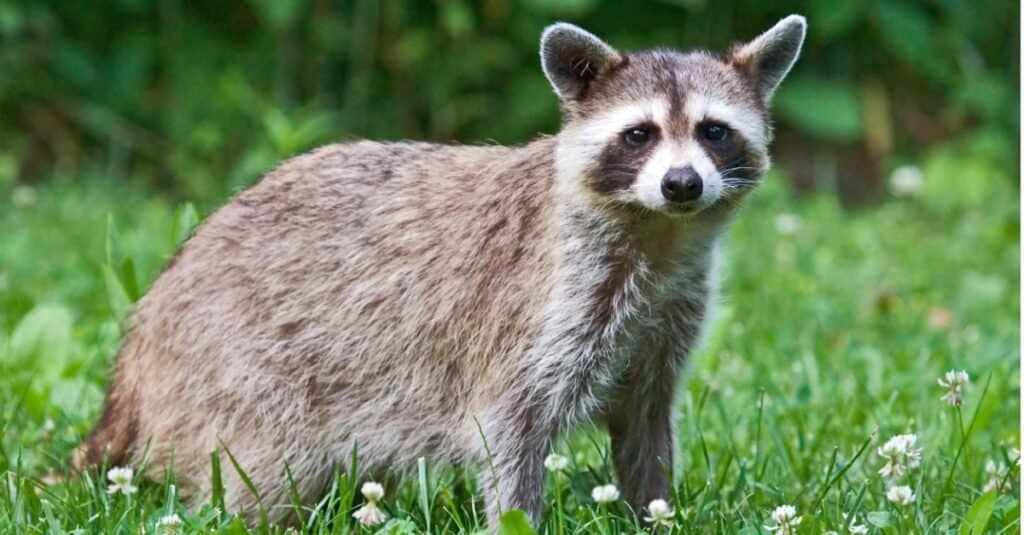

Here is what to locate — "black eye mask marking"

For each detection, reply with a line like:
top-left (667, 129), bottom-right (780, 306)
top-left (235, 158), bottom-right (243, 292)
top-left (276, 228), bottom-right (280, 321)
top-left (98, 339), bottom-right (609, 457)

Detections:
top-left (695, 121), bottom-right (763, 185)
top-left (698, 121), bottom-right (730, 143)
top-left (590, 123), bottom-right (661, 194)
top-left (623, 126), bottom-right (652, 146)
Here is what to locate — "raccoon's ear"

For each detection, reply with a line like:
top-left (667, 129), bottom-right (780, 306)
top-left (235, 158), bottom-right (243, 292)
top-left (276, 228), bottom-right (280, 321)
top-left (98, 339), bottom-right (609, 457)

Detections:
top-left (731, 14), bottom-right (807, 102)
top-left (540, 23), bottom-right (623, 100)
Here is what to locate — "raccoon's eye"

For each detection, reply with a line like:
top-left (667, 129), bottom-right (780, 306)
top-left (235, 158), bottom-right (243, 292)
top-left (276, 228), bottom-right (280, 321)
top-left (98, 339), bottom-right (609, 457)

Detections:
top-left (699, 122), bottom-right (730, 142)
top-left (623, 127), bottom-right (651, 146)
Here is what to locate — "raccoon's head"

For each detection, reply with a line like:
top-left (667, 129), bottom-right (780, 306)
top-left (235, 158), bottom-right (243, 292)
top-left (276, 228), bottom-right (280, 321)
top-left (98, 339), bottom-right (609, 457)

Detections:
top-left (542, 16), bottom-right (806, 216)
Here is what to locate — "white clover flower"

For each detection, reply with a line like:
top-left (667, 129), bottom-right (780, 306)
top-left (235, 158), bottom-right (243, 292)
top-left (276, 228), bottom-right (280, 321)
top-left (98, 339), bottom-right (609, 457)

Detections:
top-left (937, 369), bottom-right (970, 407)
top-left (352, 501), bottom-right (388, 527)
top-left (353, 481), bottom-right (387, 526)
top-left (842, 512), bottom-right (867, 534)
top-left (877, 433), bottom-right (923, 479)
top-left (544, 453), bottom-right (569, 472)
top-left (774, 213), bottom-right (802, 236)
top-left (156, 513), bottom-right (183, 532)
top-left (644, 498), bottom-right (675, 527)
top-left (889, 165), bottom-right (924, 197)
top-left (106, 466), bottom-right (138, 495)
top-left (764, 504), bottom-right (801, 535)
top-left (591, 484), bottom-right (620, 504)
top-left (982, 459), bottom-right (1011, 494)
top-left (360, 481), bottom-right (384, 502)
top-left (1009, 446), bottom-right (1020, 466)
top-left (886, 485), bottom-right (916, 506)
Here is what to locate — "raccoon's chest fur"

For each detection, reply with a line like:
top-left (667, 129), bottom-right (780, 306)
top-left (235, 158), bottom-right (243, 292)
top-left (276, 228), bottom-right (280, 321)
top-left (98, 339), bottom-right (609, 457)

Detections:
top-left (524, 207), bottom-right (719, 428)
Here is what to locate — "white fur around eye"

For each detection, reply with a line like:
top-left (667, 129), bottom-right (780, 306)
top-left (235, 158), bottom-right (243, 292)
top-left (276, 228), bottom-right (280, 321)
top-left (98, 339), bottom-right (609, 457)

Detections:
top-left (684, 94), bottom-right (767, 154)
top-left (554, 99), bottom-right (669, 198)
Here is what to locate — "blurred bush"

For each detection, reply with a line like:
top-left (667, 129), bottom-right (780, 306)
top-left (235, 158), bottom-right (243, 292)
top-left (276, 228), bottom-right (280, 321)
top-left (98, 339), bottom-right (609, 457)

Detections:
top-left (0, 0), bottom-right (1017, 204)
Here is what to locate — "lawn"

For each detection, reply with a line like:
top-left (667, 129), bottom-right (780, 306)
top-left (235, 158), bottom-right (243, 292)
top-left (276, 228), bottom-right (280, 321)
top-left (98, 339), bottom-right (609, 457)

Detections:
top-left (0, 135), bottom-right (1018, 533)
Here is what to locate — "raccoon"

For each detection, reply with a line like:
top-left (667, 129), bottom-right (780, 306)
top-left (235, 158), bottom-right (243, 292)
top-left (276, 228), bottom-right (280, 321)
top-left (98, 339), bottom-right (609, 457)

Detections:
top-left (77, 16), bottom-right (806, 527)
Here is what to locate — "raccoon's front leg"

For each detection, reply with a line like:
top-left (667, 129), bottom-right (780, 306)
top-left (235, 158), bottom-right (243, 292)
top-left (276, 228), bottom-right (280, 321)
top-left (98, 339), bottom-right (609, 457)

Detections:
top-left (607, 362), bottom-right (678, 512)
top-left (480, 400), bottom-right (551, 528)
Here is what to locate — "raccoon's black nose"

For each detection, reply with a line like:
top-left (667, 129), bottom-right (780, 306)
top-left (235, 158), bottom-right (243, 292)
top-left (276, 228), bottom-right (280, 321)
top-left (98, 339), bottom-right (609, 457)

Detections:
top-left (661, 166), bottom-right (703, 203)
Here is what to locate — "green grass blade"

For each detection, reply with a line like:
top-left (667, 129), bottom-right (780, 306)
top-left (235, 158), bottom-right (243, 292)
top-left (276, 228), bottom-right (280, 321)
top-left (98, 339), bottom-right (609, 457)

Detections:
top-left (959, 490), bottom-right (997, 535)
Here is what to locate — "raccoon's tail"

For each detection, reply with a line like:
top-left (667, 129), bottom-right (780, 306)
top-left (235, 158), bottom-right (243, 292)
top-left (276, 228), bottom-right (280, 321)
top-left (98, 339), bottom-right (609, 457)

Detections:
top-left (72, 368), bottom-right (138, 471)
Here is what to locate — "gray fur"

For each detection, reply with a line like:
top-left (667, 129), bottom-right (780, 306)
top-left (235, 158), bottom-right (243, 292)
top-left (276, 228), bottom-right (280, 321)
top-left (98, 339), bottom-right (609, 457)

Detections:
top-left (731, 14), bottom-right (807, 101)
top-left (541, 23), bottom-right (623, 100)
top-left (78, 17), bottom-right (805, 529)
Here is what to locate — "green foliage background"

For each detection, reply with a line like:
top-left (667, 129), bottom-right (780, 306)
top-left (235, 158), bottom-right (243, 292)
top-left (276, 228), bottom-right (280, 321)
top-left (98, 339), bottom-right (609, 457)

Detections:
top-left (0, 1), bottom-right (1020, 533)
top-left (0, 0), bottom-right (1018, 202)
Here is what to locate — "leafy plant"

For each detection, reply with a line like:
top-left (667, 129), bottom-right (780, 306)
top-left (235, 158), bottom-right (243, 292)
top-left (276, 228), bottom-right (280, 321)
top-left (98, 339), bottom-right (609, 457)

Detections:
top-left (0, 1), bottom-right (1016, 203)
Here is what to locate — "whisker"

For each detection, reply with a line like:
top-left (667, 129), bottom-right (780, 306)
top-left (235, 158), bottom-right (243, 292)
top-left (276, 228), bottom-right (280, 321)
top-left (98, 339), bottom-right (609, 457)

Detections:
top-left (719, 166), bottom-right (759, 173)
top-left (718, 168), bottom-right (760, 177)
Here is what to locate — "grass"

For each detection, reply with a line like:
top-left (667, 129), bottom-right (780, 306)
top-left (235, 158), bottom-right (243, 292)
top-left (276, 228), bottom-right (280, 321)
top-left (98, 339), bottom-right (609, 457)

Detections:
top-left (0, 136), bottom-right (1019, 533)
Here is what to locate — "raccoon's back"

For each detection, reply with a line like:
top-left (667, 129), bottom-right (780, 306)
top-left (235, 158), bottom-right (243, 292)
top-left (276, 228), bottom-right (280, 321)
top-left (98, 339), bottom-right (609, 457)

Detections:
top-left (129, 139), bottom-right (560, 410)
